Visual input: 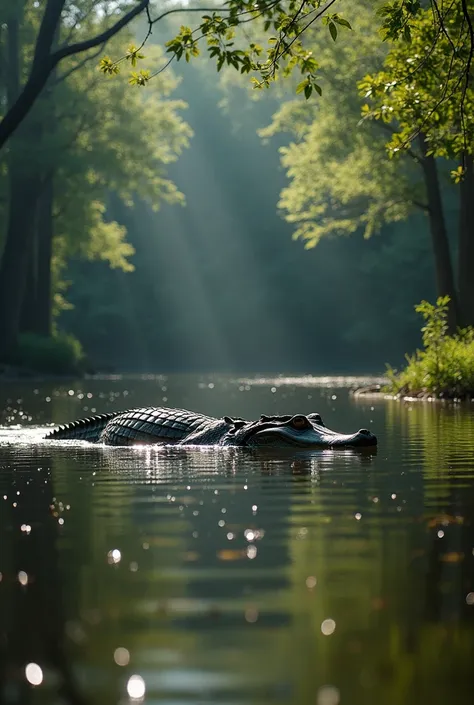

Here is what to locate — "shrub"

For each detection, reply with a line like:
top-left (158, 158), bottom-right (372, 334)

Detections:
top-left (17, 331), bottom-right (85, 375)
top-left (386, 296), bottom-right (474, 398)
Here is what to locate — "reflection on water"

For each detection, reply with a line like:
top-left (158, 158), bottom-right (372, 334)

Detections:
top-left (0, 375), bottom-right (473, 705)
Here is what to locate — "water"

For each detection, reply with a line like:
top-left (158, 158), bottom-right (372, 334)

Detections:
top-left (0, 374), bottom-right (473, 705)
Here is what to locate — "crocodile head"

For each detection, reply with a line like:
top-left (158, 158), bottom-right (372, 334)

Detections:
top-left (225, 413), bottom-right (377, 449)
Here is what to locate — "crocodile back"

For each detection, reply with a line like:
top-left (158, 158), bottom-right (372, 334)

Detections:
top-left (99, 407), bottom-right (215, 445)
top-left (44, 412), bottom-right (122, 442)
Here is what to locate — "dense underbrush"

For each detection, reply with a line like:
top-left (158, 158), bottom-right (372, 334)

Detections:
top-left (386, 297), bottom-right (474, 399)
top-left (15, 331), bottom-right (85, 375)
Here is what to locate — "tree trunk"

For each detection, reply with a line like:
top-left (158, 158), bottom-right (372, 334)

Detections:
top-left (457, 153), bottom-right (474, 326)
top-left (21, 246), bottom-right (39, 335)
top-left (418, 133), bottom-right (459, 331)
top-left (5, 3), bottom-right (23, 107)
top-left (20, 174), bottom-right (54, 337)
top-left (0, 8), bottom-right (43, 361)
top-left (0, 170), bottom-right (42, 360)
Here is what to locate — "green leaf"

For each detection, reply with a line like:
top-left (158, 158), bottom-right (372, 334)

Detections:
top-left (334, 16), bottom-right (352, 29)
top-left (99, 57), bottom-right (120, 76)
top-left (304, 84), bottom-right (312, 99)
top-left (128, 69), bottom-right (150, 86)
top-left (451, 166), bottom-right (466, 183)
top-left (329, 22), bottom-right (337, 41)
top-left (296, 78), bottom-right (309, 94)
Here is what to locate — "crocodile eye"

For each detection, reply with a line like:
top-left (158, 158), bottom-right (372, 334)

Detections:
top-left (291, 415), bottom-right (309, 430)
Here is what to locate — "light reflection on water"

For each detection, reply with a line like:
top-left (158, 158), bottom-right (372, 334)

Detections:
top-left (0, 374), bottom-right (473, 705)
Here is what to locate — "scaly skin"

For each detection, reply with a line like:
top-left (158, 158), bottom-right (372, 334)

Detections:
top-left (45, 407), bottom-right (213, 445)
top-left (44, 407), bottom-right (378, 448)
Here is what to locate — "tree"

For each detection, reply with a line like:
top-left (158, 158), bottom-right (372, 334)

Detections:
top-left (257, 2), bottom-right (460, 331)
top-left (3, 1), bottom-right (474, 153)
top-left (49, 38), bottom-right (191, 321)
top-left (360, 0), bottom-right (474, 326)
top-left (0, 0), bottom-right (150, 150)
top-left (1, 0), bottom-right (473, 363)
top-left (0, 3), bottom-right (191, 361)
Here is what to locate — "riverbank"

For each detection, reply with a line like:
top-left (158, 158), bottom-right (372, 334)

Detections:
top-left (353, 384), bottom-right (474, 402)
top-left (0, 363), bottom-right (86, 381)
top-left (0, 363), bottom-right (52, 380)
top-left (367, 297), bottom-right (474, 403)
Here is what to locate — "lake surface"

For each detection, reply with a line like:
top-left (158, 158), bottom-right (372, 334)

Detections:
top-left (0, 374), bottom-right (473, 705)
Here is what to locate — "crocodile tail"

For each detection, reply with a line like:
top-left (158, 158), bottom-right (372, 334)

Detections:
top-left (44, 412), bottom-right (122, 442)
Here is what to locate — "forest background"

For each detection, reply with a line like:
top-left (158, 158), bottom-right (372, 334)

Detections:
top-left (0, 0), bottom-right (468, 374)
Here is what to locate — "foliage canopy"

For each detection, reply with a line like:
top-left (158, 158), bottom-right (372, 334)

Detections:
top-left (2, 0), bottom-right (473, 151)
top-left (359, 1), bottom-right (474, 175)
top-left (256, 2), bottom-right (427, 248)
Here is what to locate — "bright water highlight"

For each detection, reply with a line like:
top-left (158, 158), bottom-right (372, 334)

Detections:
top-left (1, 374), bottom-right (473, 705)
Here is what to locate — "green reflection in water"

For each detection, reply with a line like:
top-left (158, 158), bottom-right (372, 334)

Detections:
top-left (0, 380), bottom-right (473, 705)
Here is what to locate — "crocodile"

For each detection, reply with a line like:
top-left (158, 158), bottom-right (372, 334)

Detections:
top-left (44, 406), bottom-right (377, 448)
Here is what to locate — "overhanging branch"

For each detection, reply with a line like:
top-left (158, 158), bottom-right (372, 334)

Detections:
top-left (0, 0), bottom-right (150, 151)
top-left (52, 0), bottom-right (149, 65)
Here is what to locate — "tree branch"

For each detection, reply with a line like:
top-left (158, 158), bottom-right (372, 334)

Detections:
top-left (275, 0), bottom-right (338, 63)
top-left (52, 0), bottom-right (149, 64)
top-left (376, 121), bottom-right (423, 163)
top-left (32, 0), bottom-right (66, 65)
top-left (53, 41), bottom-right (108, 85)
top-left (150, 2), bottom-right (280, 25)
top-left (460, 0), bottom-right (474, 159)
top-left (0, 0), bottom-right (149, 151)
top-left (60, 0), bottom-right (104, 47)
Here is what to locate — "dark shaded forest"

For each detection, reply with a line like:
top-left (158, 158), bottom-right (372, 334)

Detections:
top-left (62, 60), bottom-right (438, 373)
top-left (0, 1), bottom-right (470, 376)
